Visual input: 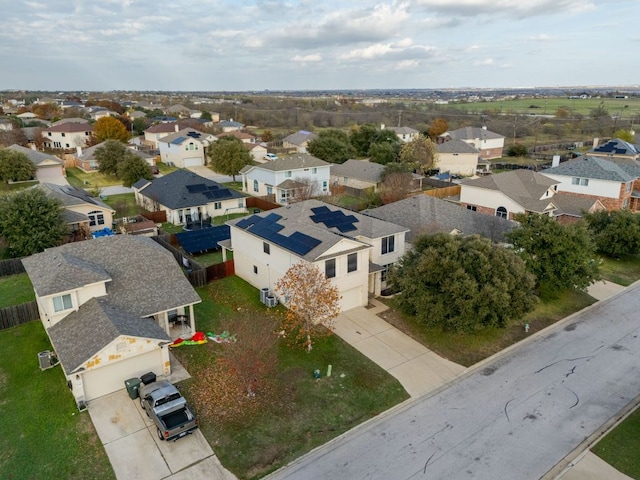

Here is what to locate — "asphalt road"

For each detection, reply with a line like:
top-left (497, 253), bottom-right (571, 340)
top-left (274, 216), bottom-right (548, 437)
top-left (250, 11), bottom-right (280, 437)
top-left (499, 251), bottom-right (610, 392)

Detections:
top-left (266, 284), bottom-right (640, 480)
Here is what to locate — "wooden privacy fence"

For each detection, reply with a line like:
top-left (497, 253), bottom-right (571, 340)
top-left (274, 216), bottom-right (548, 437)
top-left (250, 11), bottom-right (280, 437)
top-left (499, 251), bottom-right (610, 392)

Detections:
top-left (142, 210), bottom-right (167, 223)
top-left (245, 196), bottom-right (279, 212)
top-left (424, 185), bottom-right (461, 198)
top-left (0, 258), bottom-right (25, 277)
top-left (0, 301), bottom-right (38, 330)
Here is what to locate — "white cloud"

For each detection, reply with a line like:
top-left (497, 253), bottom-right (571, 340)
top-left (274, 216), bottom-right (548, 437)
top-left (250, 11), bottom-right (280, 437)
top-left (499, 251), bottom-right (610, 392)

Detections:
top-left (413, 0), bottom-right (596, 16)
top-left (529, 34), bottom-right (554, 41)
top-left (474, 58), bottom-right (495, 66)
top-left (293, 54), bottom-right (322, 62)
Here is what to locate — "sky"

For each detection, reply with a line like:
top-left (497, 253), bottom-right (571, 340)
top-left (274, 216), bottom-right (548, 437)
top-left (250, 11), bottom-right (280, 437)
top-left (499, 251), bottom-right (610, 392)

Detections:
top-left (0, 0), bottom-right (638, 92)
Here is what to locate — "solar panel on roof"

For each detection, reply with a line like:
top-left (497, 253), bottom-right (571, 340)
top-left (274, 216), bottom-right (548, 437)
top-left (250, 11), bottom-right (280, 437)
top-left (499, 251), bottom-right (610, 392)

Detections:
top-left (170, 136), bottom-right (186, 144)
top-left (186, 183), bottom-right (207, 193)
top-left (175, 225), bottom-right (231, 254)
top-left (310, 206), bottom-right (331, 215)
top-left (186, 131), bottom-right (202, 138)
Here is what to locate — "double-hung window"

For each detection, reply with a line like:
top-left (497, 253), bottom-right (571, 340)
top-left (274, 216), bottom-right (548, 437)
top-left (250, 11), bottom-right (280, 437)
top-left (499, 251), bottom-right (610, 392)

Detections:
top-left (53, 294), bottom-right (72, 312)
top-left (347, 253), bottom-right (357, 273)
top-left (381, 235), bottom-right (395, 254)
top-left (325, 258), bottom-right (336, 278)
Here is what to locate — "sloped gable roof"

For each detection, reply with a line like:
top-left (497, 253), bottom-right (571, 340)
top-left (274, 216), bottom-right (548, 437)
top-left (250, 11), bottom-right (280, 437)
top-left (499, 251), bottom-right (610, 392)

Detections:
top-left (444, 126), bottom-right (504, 140)
top-left (49, 297), bottom-right (170, 374)
top-left (543, 156), bottom-right (640, 183)
top-left (283, 130), bottom-right (318, 146)
top-left (437, 139), bottom-right (479, 154)
top-left (589, 138), bottom-right (640, 157)
top-left (38, 183), bottom-right (114, 212)
top-left (242, 153), bottom-right (329, 173)
top-left (331, 159), bottom-right (384, 183)
top-left (7, 144), bottom-right (63, 167)
top-left (136, 169), bottom-right (243, 209)
top-left (363, 195), bottom-right (516, 243)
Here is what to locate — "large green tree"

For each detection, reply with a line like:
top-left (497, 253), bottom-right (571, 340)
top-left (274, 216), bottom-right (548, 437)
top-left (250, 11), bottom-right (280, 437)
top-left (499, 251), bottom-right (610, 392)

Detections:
top-left (399, 134), bottom-right (438, 173)
top-left (389, 234), bottom-right (537, 333)
top-left (0, 188), bottom-right (67, 256)
top-left (207, 136), bottom-right (252, 182)
top-left (583, 209), bottom-right (640, 258)
top-left (117, 151), bottom-right (153, 187)
top-left (93, 116), bottom-right (130, 143)
top-left (507, 213), bottom-right (599, 293)
top-left (0, 149), bottom-right (36, 182)
top-left (307, 129), bottom-right (355, 164)
top-left (94, 140), bottom-right (127, 175)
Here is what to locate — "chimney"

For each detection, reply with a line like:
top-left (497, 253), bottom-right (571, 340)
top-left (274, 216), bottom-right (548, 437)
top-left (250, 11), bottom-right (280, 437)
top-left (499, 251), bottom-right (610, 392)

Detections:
top-left (593, 137), bottom-right (599, 148)
top-left (174, 124), bottom-right (180, 132)
top-left (76, 146), bottom-right (82, 156)
top-left (552, 155), bottom-right (560, 167)
top-left (381, 123), bottom-right (385, 130)
top-left (482, 125), bottom-right (487, 130)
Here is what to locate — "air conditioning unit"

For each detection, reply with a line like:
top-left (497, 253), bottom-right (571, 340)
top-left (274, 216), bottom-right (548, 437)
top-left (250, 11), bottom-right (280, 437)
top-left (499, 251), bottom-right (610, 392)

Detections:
top-left (76, 398), bottom-right (87, 412)
top-left (260, 287), bottom-right (270, 304)
top-left (38, 351), bottom-right (53, 370)
top-left (265, 295), bottom-right (278, 308)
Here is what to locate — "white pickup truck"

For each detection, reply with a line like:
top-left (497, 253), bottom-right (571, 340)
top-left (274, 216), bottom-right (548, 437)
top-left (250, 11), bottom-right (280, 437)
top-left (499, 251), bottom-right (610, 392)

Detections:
top-left (139, 379), bottom-right (198, 441)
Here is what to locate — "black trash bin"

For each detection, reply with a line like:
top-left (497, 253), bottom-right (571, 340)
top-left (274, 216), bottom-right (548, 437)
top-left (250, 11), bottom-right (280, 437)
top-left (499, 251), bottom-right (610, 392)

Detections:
top-left (140, 371), bottom-right (156, 385)
top-left (124, 377), bottom-right (141, 400)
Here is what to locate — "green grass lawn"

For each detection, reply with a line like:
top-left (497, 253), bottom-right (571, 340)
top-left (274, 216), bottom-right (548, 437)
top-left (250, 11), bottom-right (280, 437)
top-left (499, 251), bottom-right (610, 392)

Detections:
top-left (172, 276), bottom-right (409, 479)
top-left (65, 167), bottom-right (121, 188)
top-left (0, 180), bottom-right (39, 192)
top-left (156, 162), bottom-right (178, 174)
top-left (101, 193), bottom-right (144, 218)
top-left (599, 255), bottom-right (640, 286)
top-left (0, 273), bottom-right (35, 308)
top-left (380, 288), bottom-right (596, 367)
top-left (593, 408), bottom-right (640, 479)
top-left (0, 321), bottom-right (114, 480)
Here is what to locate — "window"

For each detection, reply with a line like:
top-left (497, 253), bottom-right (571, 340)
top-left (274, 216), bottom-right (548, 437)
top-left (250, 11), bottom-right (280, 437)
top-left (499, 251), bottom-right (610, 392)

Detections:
top-left (325, 258), bottom-right (336, 278)
top-left (623, 198), bottom-right (630, 209)
top-left (496, 206), bottom-right (508, 219)
top-left (381, 235), bottom-right (395, 254)
top-left (571, 177), bottom-right (580, 185)
top-left (263, 242), bottom-right (270, 254)
top-left (581, 178), bottom-right (589, 186)
top-left (626, 182), bottom-right (632, 192)
top-left (253, 179), bottom-right (259, 192)
top-left (214, 202), bottom-right (221, 210)
top-left (347, 253), bottom-right (357, 273)
top-left (253, 265), bottom-right (258, 274)
top-left (61, 132), bottom-right (66, 137)
top-left (65, 143), bottom-right (70, 148)
top-left (466, 205), bottom-right (477, 211)
top-left (266, 186), bottom-right (273, 195)
top-left (312, 167), bottom-right (317, 174)
top-left (381, 264), bottom-right (393, 282)
top-left (88, 210), bottom-right (105, 227)
top-left (572, 177), bottom-right (589, 186)
top-left (238, 199), bottom-right (244, 208)
top-left (47, 132), bottom-right (52, 136)
top-left (285, 170), bottom-right (292, 178)
top-left (53, 294), bottom-right (72, 312)
top-left (322, 180), bottom-right (328, 192)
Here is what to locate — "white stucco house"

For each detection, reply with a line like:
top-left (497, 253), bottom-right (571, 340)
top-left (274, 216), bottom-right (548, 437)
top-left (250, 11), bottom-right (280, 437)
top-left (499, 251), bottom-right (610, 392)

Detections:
top-left (42, 122), bottom-right (93, 150)
top-left (157, 128), bottom-right (217, 168)
top-left (225, 199), bottom-right (408, 311)
top-left (384, 125), bottom-right (420, 143)
top-left (133, 169), bottom-right (247, 225)
top-left (240, 154), bottom-right (331, 205)
top-left (21, 235), bottom-right (201, 407)
top-left (435, 139), bottom-right (480, 176)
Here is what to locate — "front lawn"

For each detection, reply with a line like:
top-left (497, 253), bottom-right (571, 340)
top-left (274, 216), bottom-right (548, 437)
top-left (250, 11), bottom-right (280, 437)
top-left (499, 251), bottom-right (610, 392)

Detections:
top-left (0, 180), bottom-right (39, 192)
top-left (599, 255), bottom-right (640, 286)
top-left (0, 322), bottom-right (114, 479)
top-left (593, 408), bottom-right (640, 478)
top-left (172, 276), bottom-right (409, 479)
top-left (379, 288), bottom-right (596, 367)
top-left (0, 273), bottom-right (35, 308)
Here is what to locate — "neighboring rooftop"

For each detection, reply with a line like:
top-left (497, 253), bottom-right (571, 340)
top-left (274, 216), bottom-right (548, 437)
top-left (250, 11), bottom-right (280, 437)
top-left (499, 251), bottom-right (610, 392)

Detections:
top-left (437, 139), bottom-right (480, 154)
top-left (38, 183), bottom-right (114, 211)
top-left (363, 195), bottom-right (515, 243)
top-left (240, 153), bottom-right (329, 173)
top-left (7, 144), bottom-right (63, 167)
top-left (443, 126), bottom-right (504, 140)
top-left (44, 123), bottom-right (93, 133)
top-left (543, 156), bottom-right (640, 183)
top-left (589, 138), bottom-right (640, 157)
top-left (331, 159), bottom-right (384, 183)
top-left (282, 130), bottom-right (318, 146)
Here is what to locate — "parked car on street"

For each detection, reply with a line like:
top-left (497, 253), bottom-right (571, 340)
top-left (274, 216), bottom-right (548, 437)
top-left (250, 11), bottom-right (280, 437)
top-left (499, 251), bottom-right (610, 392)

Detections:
top-left (264, 153), bottom-right (278, 161)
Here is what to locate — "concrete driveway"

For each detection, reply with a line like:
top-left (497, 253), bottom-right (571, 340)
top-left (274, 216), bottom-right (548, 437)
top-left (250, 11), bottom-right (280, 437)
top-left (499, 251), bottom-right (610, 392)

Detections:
top-left (88, 358), bottom-right (237, 480)
top-left (335, 299), bottom-right (465, 397)
top-left (187, 165), bottom-right (235, 183)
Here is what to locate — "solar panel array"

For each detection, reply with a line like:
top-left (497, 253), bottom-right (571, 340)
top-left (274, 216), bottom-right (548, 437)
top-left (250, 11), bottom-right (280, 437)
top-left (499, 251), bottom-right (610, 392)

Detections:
top-left (175, 225), bottom-right (231, 254)
top-left (309, 205), bottom-right (359, 233)
top-left (185, 183), bottom-right (233, 200)
top-left (170, 136), bottom-right (186, 145)
top-left (236, 213), bottom-right (321, 256)
top-left (186, 131), bottom-right (202, 138)
top-left (594, 141), bottom-right (629, 155)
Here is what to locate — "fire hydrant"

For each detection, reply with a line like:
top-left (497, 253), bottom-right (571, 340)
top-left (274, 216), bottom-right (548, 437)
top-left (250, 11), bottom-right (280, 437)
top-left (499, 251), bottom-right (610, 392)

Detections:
top-left (524, 323), bottom-right (530, 333)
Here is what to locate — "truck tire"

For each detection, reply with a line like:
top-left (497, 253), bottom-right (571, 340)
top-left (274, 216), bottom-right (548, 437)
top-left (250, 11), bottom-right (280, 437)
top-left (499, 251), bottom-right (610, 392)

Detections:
top-left (140, 398), bottom-right (150, 417)
top-left (157, 427), bottom-right (165, 441)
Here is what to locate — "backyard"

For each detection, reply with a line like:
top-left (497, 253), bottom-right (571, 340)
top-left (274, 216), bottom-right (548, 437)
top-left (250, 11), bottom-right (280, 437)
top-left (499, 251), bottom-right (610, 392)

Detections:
top-left (0, 273), bottom-right (34, 308)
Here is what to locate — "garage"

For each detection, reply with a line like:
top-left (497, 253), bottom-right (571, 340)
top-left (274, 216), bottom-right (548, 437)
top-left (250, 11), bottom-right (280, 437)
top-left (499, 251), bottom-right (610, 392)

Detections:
top-left (340, 287), bottom-right (365, 311)
top-left (81, 347), bottom-right (165, 401)
top-left (183, 157), bottom-right (203, 168)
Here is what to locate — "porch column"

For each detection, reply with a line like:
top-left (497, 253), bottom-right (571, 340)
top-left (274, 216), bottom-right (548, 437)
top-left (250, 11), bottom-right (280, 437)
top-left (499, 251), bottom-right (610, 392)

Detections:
top-left (188, 305), bottom-right (195, 332)
top-left (221, 247), bottom-right (228, 262)
top-left (163, 312), bottom-right (170, 335)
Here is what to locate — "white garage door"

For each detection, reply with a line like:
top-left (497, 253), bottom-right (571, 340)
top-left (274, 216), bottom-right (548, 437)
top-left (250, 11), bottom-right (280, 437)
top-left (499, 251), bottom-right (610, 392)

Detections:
top-left (82, 349), bottom-right (163, 401)
top-left (340, 287), bottom-right (364, 311)
top-left (183, 157), bottom-right (203, 167)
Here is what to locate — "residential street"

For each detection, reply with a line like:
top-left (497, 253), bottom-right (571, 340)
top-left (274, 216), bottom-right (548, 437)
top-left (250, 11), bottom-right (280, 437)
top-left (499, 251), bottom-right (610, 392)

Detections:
top-left (265, 283), bottom-right (640, 480)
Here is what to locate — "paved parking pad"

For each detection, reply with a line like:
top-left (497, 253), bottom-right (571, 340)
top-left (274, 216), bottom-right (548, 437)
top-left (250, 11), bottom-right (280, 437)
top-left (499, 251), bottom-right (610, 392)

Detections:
top-left (104, 428), bottom-right (171, 480)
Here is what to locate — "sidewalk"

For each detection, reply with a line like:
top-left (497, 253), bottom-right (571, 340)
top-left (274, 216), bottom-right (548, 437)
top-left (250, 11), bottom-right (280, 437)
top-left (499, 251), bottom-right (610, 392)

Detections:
top-left (335, 299), bottom-right (465, 397)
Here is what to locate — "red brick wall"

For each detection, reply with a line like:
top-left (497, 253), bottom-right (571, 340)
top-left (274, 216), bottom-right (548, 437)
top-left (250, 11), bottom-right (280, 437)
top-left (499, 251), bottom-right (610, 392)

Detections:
top-left (480, 147), bottom-right (503, 160)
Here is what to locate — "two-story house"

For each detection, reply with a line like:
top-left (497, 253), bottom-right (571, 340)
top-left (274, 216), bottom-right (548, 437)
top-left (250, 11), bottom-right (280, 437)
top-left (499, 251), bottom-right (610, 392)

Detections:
top-left (157, 128), bottom-right (217, 168)
top-left (588, 138), bottom-right (640, 161)
top-left (21, 235), bottom-right (201, 407)
top-left (133, 169), bottom-right (246, 226)
top-left (225, 199), bottom-right (408, 311)
top-left (435, 139), bottom-right (480, 176)
top-left (384, 125), bottom-right (420, 143)
top-left (42, 122), bottom-right (93, 150)
top-left (330, 159), bottom-right (384, 192)
top-left (440, 126), bottom-right (505, 160)
top-left (240, 154), bottom-right (331, 204)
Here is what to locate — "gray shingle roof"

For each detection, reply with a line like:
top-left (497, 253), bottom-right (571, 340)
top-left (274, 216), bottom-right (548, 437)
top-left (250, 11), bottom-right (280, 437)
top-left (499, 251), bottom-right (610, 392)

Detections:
top-left (542, 156), bottom-right (640, 183)
top-left (78, 142), bottom-right (153, 161)
top-left (551, 193), bottom-right (603, 217)
top-left (437, 139), bottom-right (479, 154)
top-left (157, 128), bottom-right (214, 145)
top-left (22, 235), bottom-right (201, 317)
top-left (243, 153), bottom-right (329, 172)
top-left (363, 195), bottom-right (516, 243)
top-left (7, 144), bottom-right (63, 167)
top-left (282, 130), bottom-right (317, 146)
top-left (38, 183), bottom-right (114, 212)
top-left (444, 126), bottom-right (504, 140)
top-left (387, 126), bottom-right (419, 135)
top-left (136, 169), bottom-right (244, 209)
top-left (589, 138), bottom-right (640, 157)
top-left (330, 159), bottom-right (384, 183)
top-left (460, 170), bottom-right (558, 213)
top-left (49, 297), bottom-right (170, 374)
top-left (227, 199), bottom-right (407, 261)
